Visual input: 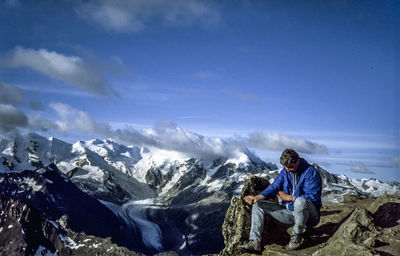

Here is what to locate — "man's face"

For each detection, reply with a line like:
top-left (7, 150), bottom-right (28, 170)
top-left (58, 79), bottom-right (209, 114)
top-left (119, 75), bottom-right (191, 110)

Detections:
top-left (284, 159), bottom-right (300, 173)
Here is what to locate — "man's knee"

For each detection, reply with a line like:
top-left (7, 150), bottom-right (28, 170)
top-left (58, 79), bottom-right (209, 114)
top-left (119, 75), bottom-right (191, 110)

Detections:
top-left (252, 202), bottom-right (263, 214)
top-left (294, 197), bottom-right (307, 211)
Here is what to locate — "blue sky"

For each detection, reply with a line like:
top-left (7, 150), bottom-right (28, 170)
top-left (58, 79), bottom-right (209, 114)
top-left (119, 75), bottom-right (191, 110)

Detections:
top-left (0, 0), bottom-right (399, 182)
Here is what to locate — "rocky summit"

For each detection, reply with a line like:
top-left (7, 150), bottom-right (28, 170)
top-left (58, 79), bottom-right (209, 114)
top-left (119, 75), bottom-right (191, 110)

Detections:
top-left (220, 177), bottom-right (400, 256)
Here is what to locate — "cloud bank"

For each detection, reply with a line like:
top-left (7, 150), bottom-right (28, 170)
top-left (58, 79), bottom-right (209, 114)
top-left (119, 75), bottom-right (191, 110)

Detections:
top-left (248, 131), bottom-right (328, 154)
top-left (23, 103), bottom-right (327, 160)
top-left (41, 104), bottom-right (244, 160)
top-left (76, 0), bottom-right (221, 33)
top-left (3, 47), bottom-right (116, 97)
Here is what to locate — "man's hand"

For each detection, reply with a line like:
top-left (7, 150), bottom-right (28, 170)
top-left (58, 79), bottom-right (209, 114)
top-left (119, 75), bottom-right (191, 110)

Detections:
top-left (278, 191), bottom-right (295, 202)
top-left (243, 195), bottom-right (265, 205)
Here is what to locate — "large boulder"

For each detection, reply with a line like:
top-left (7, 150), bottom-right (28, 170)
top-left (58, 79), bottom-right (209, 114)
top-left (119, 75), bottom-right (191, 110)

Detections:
top-left (220, 176), bottom-right (273, 255)
top-left (312, 208), bottom-right (378, 256)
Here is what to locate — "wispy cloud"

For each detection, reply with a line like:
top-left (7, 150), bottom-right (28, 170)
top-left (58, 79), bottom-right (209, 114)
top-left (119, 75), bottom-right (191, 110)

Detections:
top-left (393, 157), bottom-right (400, 168)
top-left (336, 161), bottom-right (393, 168)
top-left (219, 88), bottom-right (260, 102)
top-left (0, 82), bottom-right (25, 105)
top-left (76, 0), bottom-right (221, 33)
top-left (177, 115), bottom-right (212, 120)
top-left (4, 0), bottom-right (20, 8)
top-left (247, 131), bottom-right (328, 154)
top-left (193, 71), bottom-right (219, 79)
top-left (3, 47), bottom-right (116, 97)
top-left (350, 165), bottom-right (375, 174)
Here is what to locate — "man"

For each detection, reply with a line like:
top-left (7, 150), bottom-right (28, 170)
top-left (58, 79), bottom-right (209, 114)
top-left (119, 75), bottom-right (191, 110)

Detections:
top-left (239, 148), bottom-right (322, 252)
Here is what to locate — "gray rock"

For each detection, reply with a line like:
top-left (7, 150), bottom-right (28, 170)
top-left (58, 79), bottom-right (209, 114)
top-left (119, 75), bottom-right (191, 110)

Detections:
top-left (220, 176), bottom-right (272, 256)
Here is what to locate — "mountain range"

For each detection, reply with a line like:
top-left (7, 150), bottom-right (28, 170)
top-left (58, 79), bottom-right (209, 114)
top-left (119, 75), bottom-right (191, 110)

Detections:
top-left (1, 132), bottom-right (399, 255)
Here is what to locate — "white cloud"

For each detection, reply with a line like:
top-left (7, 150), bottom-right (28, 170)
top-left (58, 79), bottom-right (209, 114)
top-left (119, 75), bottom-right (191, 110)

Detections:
top-left (248, 131), bottom-right (328, 154)
top-left (0, 104), bottom-right (28, 132)
top-left (49, 103), bottom-right (110, 134)
top-left (3, 47), bottom-right (116, 96)
top-left (28, 103), bottom-right (245, 160)
top-left (76, 0), bottom-right (221, 33)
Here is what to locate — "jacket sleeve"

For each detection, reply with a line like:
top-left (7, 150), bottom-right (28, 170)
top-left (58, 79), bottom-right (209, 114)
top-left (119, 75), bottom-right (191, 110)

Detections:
top-left (258, 170), bottom-right (284, 199)
top-left (301, 168), bottom-right (322, 204)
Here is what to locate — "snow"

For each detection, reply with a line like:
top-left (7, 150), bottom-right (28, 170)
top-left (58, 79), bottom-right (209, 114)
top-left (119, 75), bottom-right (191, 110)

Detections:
top-left (179, 240), bottom-right (187, 250)
top-left (22, 177), bottom-right (43, 192)
top-left (226, 152), bottom-right (250, 167)
top-left (58, 234), bottom-right (85, 249)
top-left (207, 163), bottom-right (222, 177)
top-left (124, 199), bottom-right (164, 252)
top-left (91, 243), bottom-right (101, 248)
top-left (73, 166), bottom-right (105, 182)
top-left (47, 220), bottom-right (59, 229)
top-left (34, 246), bottom-right (58, 256)
top-left (350, 178), bottom-right (399, 197)
top-left (72, 141), bottom-right (86, 154)
top-left (99, 200), bottom-right (134, 228)
top-left (133, 147), bottom-right (189, 184)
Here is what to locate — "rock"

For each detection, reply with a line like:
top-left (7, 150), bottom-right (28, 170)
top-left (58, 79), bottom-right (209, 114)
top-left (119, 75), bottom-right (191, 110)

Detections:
top-left (154, 251), bottom-right (180, 256)
top-left (367, 194), bottom-right (400, 214)
top-left (313, 240), bottom-right (377, 256)
top-left (311, 208), bottom-right (378, 256)
top-left (331, 208), bottom-right (376, 243)
top-left (363, 237), bottom-right (376, 248)
top-left (343, 193), bottom-right (362, 203)
top-left (219, 177), bottom-right (400, 256)
top-left (219, 176), bottom-right (271, 256)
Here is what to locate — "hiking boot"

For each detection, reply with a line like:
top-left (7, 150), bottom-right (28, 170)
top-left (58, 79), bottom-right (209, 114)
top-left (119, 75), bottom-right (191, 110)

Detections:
top-left (238, 240), bottom-right (261, 252)
top-left (287, 234), bottom-right (303, 250)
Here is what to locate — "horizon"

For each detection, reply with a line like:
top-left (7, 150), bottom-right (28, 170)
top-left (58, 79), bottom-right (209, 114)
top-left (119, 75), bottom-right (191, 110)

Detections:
top-left (0, 0), bottom-right (399, 182)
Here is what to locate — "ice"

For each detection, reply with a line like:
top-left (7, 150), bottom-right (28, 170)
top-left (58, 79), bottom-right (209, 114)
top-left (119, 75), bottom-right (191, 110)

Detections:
top-left (124, 199), bottom-right (164, 252)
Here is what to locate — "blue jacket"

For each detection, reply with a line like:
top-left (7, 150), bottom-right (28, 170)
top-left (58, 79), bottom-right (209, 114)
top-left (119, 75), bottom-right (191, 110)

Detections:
top-left (259, 158), bottom-right (322, 212)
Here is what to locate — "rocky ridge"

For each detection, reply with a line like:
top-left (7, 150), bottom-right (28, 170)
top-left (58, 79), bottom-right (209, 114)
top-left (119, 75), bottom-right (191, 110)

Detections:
top-left (220, 177), bottom-right (400, 256)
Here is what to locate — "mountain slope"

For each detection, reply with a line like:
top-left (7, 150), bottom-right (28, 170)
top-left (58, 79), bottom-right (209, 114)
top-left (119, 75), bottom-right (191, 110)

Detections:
top-left (0, 164), bottom-right (146, 255)
top-left (1, 132), bottom-right (399, 255)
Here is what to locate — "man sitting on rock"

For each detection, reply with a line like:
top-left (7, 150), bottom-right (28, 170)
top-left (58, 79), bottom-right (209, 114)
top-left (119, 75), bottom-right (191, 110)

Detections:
top-left (239, 148), bottom-right (322, 251)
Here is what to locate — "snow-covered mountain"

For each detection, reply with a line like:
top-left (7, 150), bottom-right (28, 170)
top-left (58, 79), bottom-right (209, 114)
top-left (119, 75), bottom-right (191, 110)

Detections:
top-left (1, 133), bottom-right (399, 255)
